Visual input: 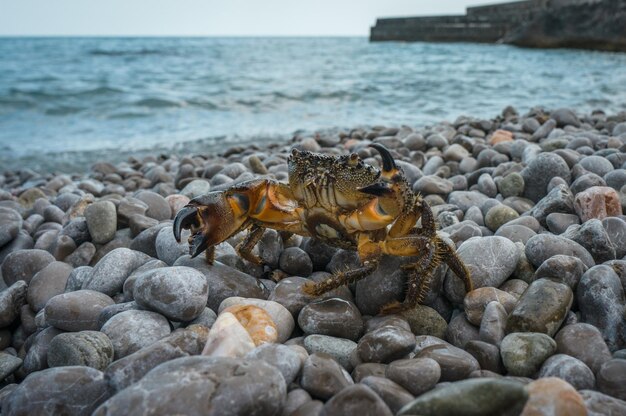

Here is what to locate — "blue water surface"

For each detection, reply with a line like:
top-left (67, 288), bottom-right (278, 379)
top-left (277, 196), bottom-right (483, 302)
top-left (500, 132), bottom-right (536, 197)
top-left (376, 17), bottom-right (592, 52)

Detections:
top-left (1, 37), bottom-right (625, 171)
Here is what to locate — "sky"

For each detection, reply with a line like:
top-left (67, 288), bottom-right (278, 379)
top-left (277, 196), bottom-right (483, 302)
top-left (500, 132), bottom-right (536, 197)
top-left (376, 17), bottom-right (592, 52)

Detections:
top-left (0, 0), bottom-right (495, 36)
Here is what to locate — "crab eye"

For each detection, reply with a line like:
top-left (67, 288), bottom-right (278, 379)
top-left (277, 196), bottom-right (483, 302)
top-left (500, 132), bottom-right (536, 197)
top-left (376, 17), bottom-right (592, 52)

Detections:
top-left (291, 148), bottom-right (301, 157)
top-left (348, 153), bottom-right (359, 166)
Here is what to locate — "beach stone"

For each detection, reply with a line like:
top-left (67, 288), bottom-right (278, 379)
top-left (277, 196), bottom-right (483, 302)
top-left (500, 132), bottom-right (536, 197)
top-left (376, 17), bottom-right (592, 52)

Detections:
top-left (538, 354), bottom-right (595, 390)
top-left (500, 332), bottom-right (557, 377)
top-left (268, 276), bottom-right (318, 316)
top-left (94, 356), bottom-right (285, 416)
top-left (0, 352), bottom-right (22, 381)
top-left (499, 172), bottom-right (525, 198)
top-left (45, 290), bottom-right (114, 331)
top-left (299, 298), bottom-right (363, 341)
top-left (444, 236), bottom-right (519, 304)
top-left (27, 261), bottom-right (73, 312)
top-left (0, 207), bottom-right (22, 247)
top-left (128, 214), bottom-right (158, 237)
top-left (174, 256), bottom-right (267, 312)
top-left (603, 217), bottom-right (626, 258)
top-left (580, 155), bottom-right (614, 177)
top-left (47, 331), bottom-right (114, 370)
top-left (302, 238), bottom-right (338, 271)
top-left (495, 224), bottom-right (536, 245)
top-left (477, 174), bottom-right (498, 197)
top-left (352, 362), bottom-right (387, 382)
top-left (522, 152), bottom-right (570, 202)
top-left (580, 390), bottom-right (626, 416)
top-left (385, 357), bottom-right (441, 396)
top-left (448, 191), bottom-right (490, 212)
top-left (414, 176), bottom-right (453, 195)
top-left (395, 305), bottom-right (446, 339)
top-left (155, 225), bottom-right (189, 265)
top-left (105, 327), bottom-right (208, 392)
top-left (397, 378), bottom-right (528, 416)
top-left (571, 172), bottom-right (607, 195)
top-left (319, 384), bottom-right (392, 416)
top-left (1, 249), bottom-right (55, 286)
top-left (0, 280), bottom-right (27, 328)
top-left (555, 323), bottom-right (612, 374)
top-left (534, 255), bottom-right (587, 290)
top-left (529, 184), bottom-right (575, 226)
top-left (185, 306), bottom-right (217, 328)
top-left (574, 186), bottom-right (622, 222)
top-left (135, 190), bottom-right (170, 221)
top-left (479, 301), bottom-right (507, 346)
top-left (546, 213), bottom-right (580, 234)
top-left (246, 343), bottom-right (303, 385)
top-left (464, 287), bottom-right (517, 326)
top-left (360, 376), bottom-right (414, 415)
top-left (280, 389), bottom-right (312, 416)
top-left (279, 247), bottom-right (313, 276)
top-left (129, 222), bottom-right (169, 258)
top-left (507, 278), bottom-right (572, 337)
top-left (521, 377), bottom-right (586, 416)
top-left (64, 266), bottom-right (93, 292)
top-left (596, 359), bottom-right (626, 401)
top-left (304, 335), bottom-right (356, 370)
top-left (133, 266), bottom-right (208, 322)
top-left (365, 315), bottom-right (412, 333)
top-left (82, 248), bottom-right (149, 296)
top-left (525, 233), bottom-right (594, 269)
top-left (218, 297), bottom-right (294, 343)
top-left (577, 265), bottom-right (625, 351)
top-left (201, 311), bottom-right (256, 358)
top-left (357, 326), bottom-right (416, 363)
top-left (84, 201), bottom-right (117, 244)
top-left (100, 309), bottom-right (171, 359)
top-left (415, 343), bottom-right (480, 381)
top-left (300, 353), bottom-right (354, 400)
top-left (551, 108), bottom-right (580, 127)
top-left (220, 304), bottom-right (278, 346)
top-left (117, 197), bottom-right (148, 225)
top-left (484, 205), bottom-right (519, 232)
top-left (4, 366), bottom-right (110, 416)
top-left (567, 219), bottom-right (616, 263)
top-left (465, 339), bottom-right (504, 373)
top-left (65, 242), bottom-right (96, 267)
top-left (180, 179), bottom-right (210, 199)
top-left (446, 313), bottom-right (480, 349)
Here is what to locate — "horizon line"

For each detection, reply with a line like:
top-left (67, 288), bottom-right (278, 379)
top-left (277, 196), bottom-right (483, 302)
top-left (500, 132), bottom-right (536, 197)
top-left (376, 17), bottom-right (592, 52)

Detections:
top-left (0, 34), bottom-right (372, 38)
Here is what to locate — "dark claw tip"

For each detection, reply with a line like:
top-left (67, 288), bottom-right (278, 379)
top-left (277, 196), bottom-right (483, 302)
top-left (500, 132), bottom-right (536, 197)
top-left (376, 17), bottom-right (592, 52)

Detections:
top-left (173, 206), bottom-right (198, 243)
top-left (369, 143), bottom-right (397, 172)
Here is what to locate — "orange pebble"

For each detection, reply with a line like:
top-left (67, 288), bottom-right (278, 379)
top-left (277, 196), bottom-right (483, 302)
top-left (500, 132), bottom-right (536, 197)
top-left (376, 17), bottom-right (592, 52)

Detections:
top-left (223, 304), bottom-right (278, 346)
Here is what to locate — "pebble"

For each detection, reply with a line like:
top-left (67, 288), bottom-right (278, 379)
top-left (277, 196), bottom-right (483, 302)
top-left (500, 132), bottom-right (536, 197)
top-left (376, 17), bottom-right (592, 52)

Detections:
top-left (0, 207), bottom-right (22, 247)
top-left (319, 384), bottom-right (392, 416)
top-left (507, 278), bottom-right (573, 337)
top-left (222, 304), bottom-right (278, 346)
top-left (498, 172), bottom-right (525, 198)
top-left (521, 377), bottom-right (587, 416)
top-left (246, 343), bottom-right (303, 385)
top-left (218, 297), bottom-right (294, 343)
top-left (85, 200), bottom-right (117, 244)
top-left (448, 191), bottom-right (490, 212)
top-left (105, 327), bottom-right (207, 392)
top-left (484, 204), bottom-right (519, 231)
top-left (500, 332), bottom-right (557, 377)
top-left (300, 353), bottom-right (354, 400)
top-left (479, 300), bottom-right (507, 346)
top-left (415, 342), bottom-right (480, 381)
top-left (133, 266), bottom-right (208, 322)
top-left (444, 236), bottom-right (519, 304)
top-left (299, 298), bottom-right (363, 341)
top-left (100, 310), bottom-right (171, 359)
top-left (555, 323), bottom-right (612, 374)
top-left (464, 287), bottom-right (517, 326)
top-left (577, 265), bottom-right (625, 351)
top-left (27, 261), bottom-right (73, 312)
top-left (155, 225), bottom-right (189, 265)
top-left (413, 175), bottom-right (453, 195)
top-left (1, 249), bottom-right (55, 286)
top-left (566, 219), bottom-right (616, 263)
top-left (574, 186), bottom-right (622, 222)
top-left (180, 179), bottom-right (210, 199)
top-left (45, 290), bottom-right (114, 331)
top-left (465, 340), bottom-right (504, 374)
top-left (279, 246), bottom-right (313, 276)
top-left (596, 358), bottom-right (626, 401)
top-left (82, 248), bottom-right (149, 296)
top-left (603, 216), bottom-right (626, 258)
top-left (521, 152), bottom-right (570, 202)
top-left (360, 376), bottom-right (414, 415)
top-left (399, 305), bottom-right (448, 339)
top-left (0, 351), bottom-right (22, 380)
top-left (283, 389), bottom-right (312, 416)
top-left (47, 331), bottom-right (114, 370)
top-left (385, 357), bottom-right (441, 396)
top-left (538, 354), bottom-right (595, 390)
top-left (529, 184), bottom-right (575, 226)
top-left (303, 334), bottom-right (356, 370)
top-left (357, 326), bottom-right (416, 363)
top-left (525, 233), bottom-right (594, 269)
top-left (397, 378), bottom-right (528, 416)
top-left (4, 366), bottom-right (111, 416)
top-left (579, 155), bottom-right (615, 177)
top-left (135, 190), bottom-right (171, 221)
top-left (534, 255), bottom-right (587, 290)
top-left (580, 389), bottom-right (626, 416)
top-left (0, 280), bottom-right (28, 328)
top-left (94, 356), bottom-right (286, 416)
top-left (201, 311), bottom-right (255, 358)
top-left (446, 312), bottom-right (480, 349)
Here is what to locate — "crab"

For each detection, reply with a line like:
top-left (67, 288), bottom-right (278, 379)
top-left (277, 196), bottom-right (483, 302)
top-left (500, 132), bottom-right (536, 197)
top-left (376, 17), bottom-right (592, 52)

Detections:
top-left (173, 144), bottom-right (473, 314)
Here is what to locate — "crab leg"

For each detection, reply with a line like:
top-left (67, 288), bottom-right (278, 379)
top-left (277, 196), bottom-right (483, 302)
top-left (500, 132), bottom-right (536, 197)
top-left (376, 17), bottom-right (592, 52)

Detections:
top-left (236, 224), bottom-right (266, 265)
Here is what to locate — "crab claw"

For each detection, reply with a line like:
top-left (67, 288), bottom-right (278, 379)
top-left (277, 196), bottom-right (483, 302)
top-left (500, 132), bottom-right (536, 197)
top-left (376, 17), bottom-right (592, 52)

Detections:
top-left (189, 231), bottom-right (210, 258)
top-left (369, 143), bottom-right (397, 174)
top-left (173, 205), bottom-right (199, 243)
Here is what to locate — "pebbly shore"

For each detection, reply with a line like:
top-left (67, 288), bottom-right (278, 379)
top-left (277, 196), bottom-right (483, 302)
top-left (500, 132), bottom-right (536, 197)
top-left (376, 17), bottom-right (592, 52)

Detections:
top-left (0, 106), bottom-right (626, 415)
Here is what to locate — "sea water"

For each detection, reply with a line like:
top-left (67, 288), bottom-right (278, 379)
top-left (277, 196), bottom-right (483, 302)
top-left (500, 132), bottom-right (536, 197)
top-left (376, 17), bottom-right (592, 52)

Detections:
top-left (1, 37), bottom-right (625, 171)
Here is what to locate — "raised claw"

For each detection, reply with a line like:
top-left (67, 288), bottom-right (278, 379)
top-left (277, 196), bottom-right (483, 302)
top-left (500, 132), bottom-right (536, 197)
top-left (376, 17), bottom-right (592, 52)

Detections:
top-left (173, 205), bottom-right (199, 243)
top-left (189, 231), bottom-right (209, 258)
top-left (369, 143), bottom-right (398, 173)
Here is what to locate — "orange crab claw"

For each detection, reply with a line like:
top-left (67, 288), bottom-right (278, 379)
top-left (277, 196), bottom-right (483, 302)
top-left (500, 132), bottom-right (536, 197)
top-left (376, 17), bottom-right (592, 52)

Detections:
top-left (173, 206), bottom-right (199, 243)
top-left (369, 143), bottom-right (399, 179)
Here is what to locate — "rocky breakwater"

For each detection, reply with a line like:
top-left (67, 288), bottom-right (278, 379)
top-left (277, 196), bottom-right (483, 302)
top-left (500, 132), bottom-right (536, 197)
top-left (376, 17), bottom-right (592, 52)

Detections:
top-left (0, 105), bottom-right (625, 415)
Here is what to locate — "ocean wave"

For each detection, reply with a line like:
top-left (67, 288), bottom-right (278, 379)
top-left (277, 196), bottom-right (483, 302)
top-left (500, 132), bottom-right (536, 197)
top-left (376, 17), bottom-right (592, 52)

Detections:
top-left (89, 48), bottom-right (165, 57)
top-left (45, 106), bottom-right (83, 116)
top-left (134, 98), bottom-right (183, 108)
top-left (8, 86), bottom-right (124, 99)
